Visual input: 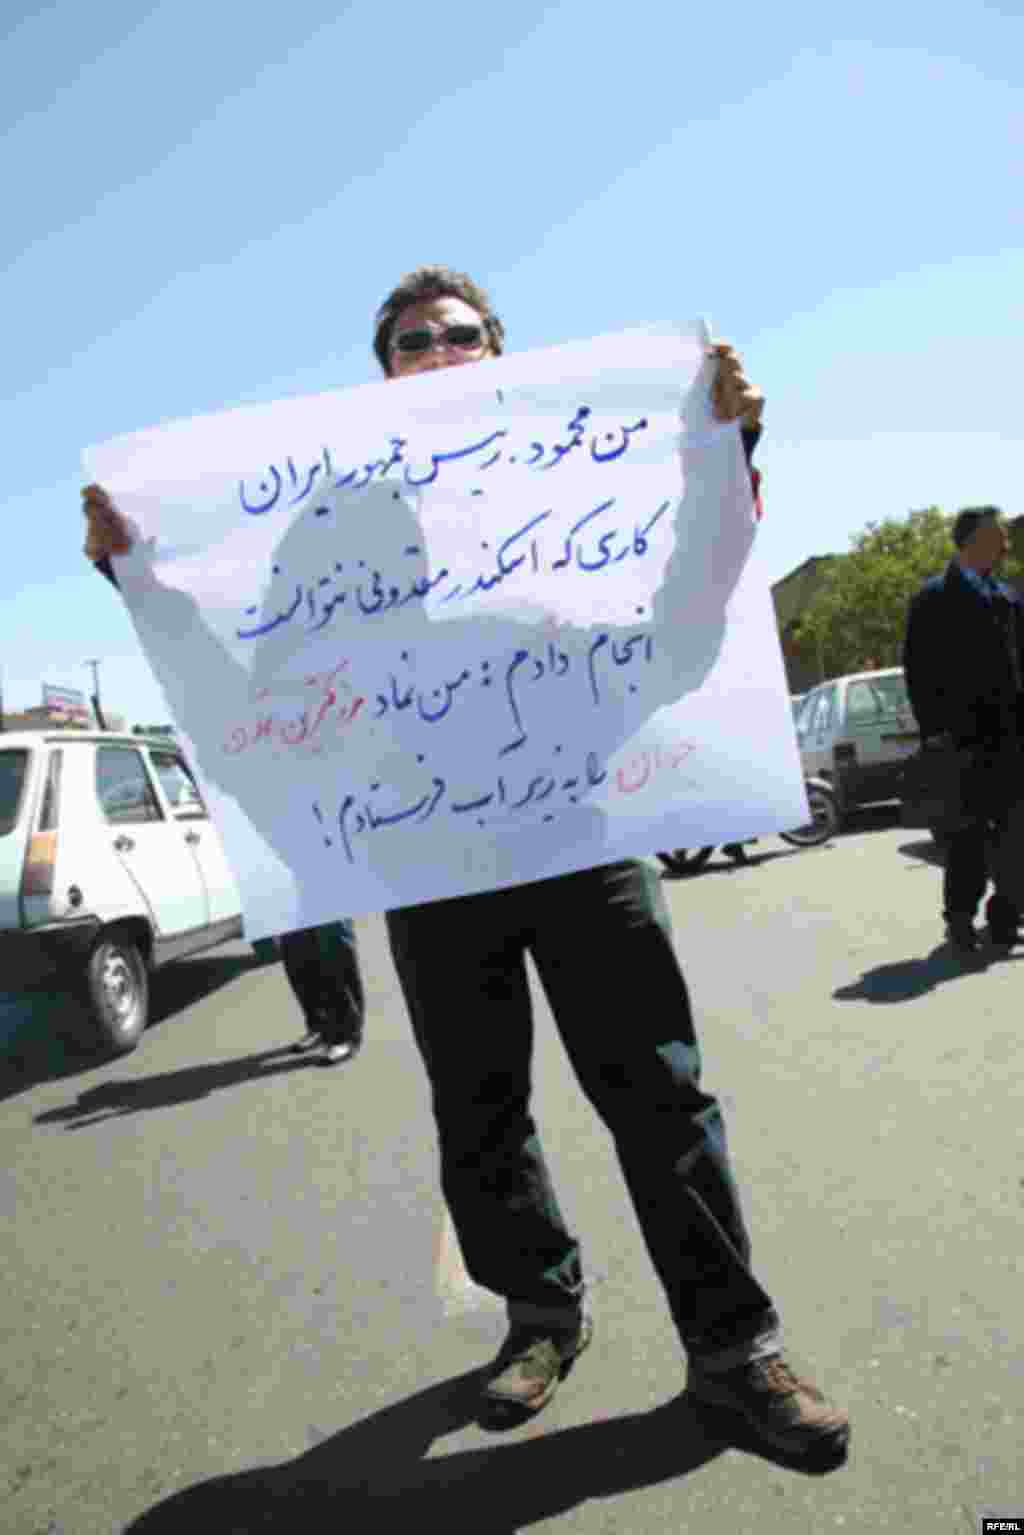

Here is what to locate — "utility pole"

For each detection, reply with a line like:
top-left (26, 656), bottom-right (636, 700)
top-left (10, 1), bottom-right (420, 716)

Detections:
top-left (85, 659), bottom-right (107, 730)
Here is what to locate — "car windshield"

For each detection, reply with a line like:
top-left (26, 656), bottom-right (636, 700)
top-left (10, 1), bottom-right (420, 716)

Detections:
top-left (0, 749), bottom-right (30, 837)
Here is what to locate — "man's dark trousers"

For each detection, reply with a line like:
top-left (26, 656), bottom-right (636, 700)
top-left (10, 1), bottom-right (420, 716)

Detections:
top-left (387, 858), bottom-right (777, 1354)
top-left (945, 748), bottom-right (1024, 934)
top-left (279, 921), bottom-right (365, 1046)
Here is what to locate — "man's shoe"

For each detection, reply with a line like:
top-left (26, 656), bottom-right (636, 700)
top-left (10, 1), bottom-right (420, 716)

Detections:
top-left (985, 909), bottom-right (1021, 950)
top-left (687, 1353), bottom-right (849, 1460)
top-left (321, 1039), bottom-right (359, 1064)
top-left (481, 1314), bottom-right (593, 1418)
top-left (945, 918), bottom-right (981, 956)
top-left (987, 928), bottom-right (1020, 953)
top-left (289, 1028), bottom-right (323, 1054)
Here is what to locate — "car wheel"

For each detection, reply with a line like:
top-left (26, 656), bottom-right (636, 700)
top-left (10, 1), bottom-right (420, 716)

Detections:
top-left (778, 784), bottom-right (840, 847)
top-left (656, 846), bottom-right (716, 875)
top-left (85, 934), bottom-right (149, 1054)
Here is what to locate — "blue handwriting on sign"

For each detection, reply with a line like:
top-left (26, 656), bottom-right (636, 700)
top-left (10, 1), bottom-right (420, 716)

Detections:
top-left (235, 498), bottom-right (672, 642)
top-left (504, 630), bottom-right (653, 752)
top-left (237, 410), bottom-right (650, 515)
top-left (366, 631), bottom-right (654, 755)
top-left (319, 746), bottom-right (609, 863)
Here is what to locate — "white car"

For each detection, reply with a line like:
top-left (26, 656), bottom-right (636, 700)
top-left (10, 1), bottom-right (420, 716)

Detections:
top-left (794, 668), bottom-right (920, 820)
top-left (0, 730), bottom-right (242, 1054)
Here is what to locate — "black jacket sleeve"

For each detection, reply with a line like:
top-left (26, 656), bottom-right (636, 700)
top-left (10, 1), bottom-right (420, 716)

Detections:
top-left (903, 586), bottom-right (948, 739)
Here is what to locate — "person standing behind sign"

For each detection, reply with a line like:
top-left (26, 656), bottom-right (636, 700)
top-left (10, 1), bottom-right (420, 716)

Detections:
top-left (81, 537), bottom-right (366, 1068)
top-left (366, 267), bottom-right (848, 1461)
top-left (251, 925), bottom-right (364, 1064)
top-left (80, 268), bottom-right (848, 1465)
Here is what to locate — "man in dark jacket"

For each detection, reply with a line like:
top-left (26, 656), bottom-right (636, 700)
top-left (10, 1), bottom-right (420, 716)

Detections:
top-left (903, 505), bottom-right (1024, 953)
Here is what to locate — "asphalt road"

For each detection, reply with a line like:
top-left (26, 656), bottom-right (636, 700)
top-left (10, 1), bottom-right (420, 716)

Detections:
top-left (2, 820), bottom-right (1021, 1534)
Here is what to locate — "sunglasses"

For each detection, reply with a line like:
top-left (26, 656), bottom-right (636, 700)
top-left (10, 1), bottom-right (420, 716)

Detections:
top-left (391, 322), bottom-right (486, 357)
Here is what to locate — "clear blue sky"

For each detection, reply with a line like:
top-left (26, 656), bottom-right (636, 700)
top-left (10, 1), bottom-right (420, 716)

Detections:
top-left (3, 0), bottom-right (1020, 724)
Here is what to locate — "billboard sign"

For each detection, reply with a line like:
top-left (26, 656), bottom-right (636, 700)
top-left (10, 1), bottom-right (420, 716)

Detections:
top-left (42, 684), bottom-right (91, 719)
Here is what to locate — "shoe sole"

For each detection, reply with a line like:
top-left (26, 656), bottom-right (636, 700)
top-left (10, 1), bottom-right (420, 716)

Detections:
top-left (687, 1384), bottom-right (850, 1461)
top-left (481, 1317), bottom-right (594, 1419)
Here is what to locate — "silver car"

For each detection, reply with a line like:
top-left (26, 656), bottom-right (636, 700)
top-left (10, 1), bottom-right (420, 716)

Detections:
top-left (794, 668), bottom-right (919, 820)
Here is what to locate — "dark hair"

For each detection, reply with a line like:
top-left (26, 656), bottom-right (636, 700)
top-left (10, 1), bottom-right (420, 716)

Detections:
top-left (952, 504), bottom-right (1003, 549)
top-left (373, 265), bottom-right (505, 375)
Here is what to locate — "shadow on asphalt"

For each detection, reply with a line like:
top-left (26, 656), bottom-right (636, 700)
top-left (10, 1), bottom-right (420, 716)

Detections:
top-left (834, 940), bottom-right (1024, 1004)
top-left (658, 847), bottom-right (805, 880)
top-left (828, 804), bottom-right (904, 839)
top-left (658, 806), bottom-right (906, 882)
top-left (838, 831), bottom-right (1023, 1000)
top-left (122, 1370), bottom-right (845, 1533)
top-left (896, 837), bottom-right (945, 868)
top-left (31, 1038), bottom-right (345, 1129)
top-left (2, 951), bottom-right (272, 1105)
top-left (149, 950), bottom-right (269, 1026)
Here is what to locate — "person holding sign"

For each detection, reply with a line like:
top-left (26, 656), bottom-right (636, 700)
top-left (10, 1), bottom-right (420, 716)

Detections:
top-left (375, 269), bottom-right (847, 1460)
top-left (82, 266), bottom-right (848, 1464)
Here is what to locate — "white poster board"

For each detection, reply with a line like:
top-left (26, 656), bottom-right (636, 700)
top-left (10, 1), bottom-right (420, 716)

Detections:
top-left (84, 322), bottom-right (806, 939)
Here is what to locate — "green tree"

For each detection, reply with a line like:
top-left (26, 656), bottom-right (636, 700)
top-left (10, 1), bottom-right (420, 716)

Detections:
top-left (791, 507), bottom-right (1023, 681)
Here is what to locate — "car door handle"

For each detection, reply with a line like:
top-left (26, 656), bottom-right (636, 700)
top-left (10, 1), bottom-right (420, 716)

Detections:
top-left (184, 830), bottom-right (201, 846)
top-left (113, 834), bottom-right (135, 853)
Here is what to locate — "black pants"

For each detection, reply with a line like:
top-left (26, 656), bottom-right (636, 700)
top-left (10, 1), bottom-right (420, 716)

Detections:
top-left (277, 922), bottom-right (364, 1045)
top-left (944, 749), bottom-right (1023, 933)
top-left (386, 859), bottom-right (777, 1355)
top-left (944, 823), bottom-right (1021, 932)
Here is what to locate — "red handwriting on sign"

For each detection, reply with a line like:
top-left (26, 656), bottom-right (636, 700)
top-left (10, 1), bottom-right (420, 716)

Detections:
top-left (614, 741), bottom-right (697, 794)
top-left (223, 663), bottom-right (365, 756)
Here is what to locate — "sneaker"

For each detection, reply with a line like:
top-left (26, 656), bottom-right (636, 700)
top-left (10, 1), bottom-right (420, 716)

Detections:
top-left (321, 1039), bottom-right (359, 1065)
top-left (289, 1028), bottom-right (323, 1054)
top-left (481, 1313), bottom-right (593, 1417)
top-left (687, 1352), bottom-right (849, 1460)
